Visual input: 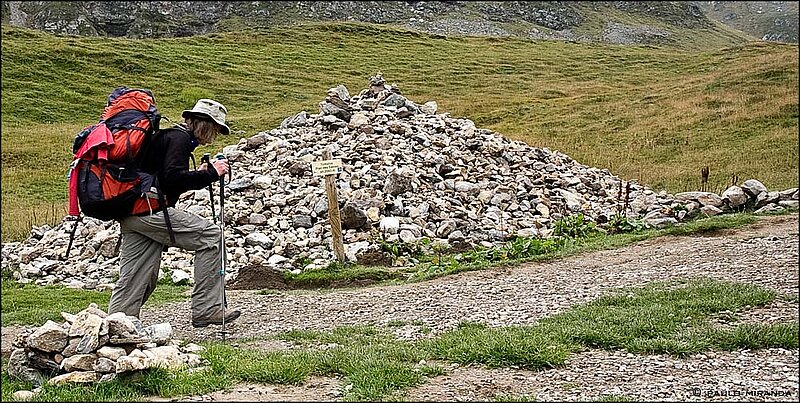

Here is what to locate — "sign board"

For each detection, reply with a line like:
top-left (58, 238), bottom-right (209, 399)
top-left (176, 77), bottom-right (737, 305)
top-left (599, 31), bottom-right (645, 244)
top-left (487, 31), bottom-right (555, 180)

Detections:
top-left (312, 159), bottom-right (343, 176)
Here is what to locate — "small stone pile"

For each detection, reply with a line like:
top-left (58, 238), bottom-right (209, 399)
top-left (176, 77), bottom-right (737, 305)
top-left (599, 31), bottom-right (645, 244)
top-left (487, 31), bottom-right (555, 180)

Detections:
top-left (1, 74), bottom-right (798, 291)
top-left (674, 181), bottom-right (798, 217)
top-left (7, 303), bottom-right (206, 390)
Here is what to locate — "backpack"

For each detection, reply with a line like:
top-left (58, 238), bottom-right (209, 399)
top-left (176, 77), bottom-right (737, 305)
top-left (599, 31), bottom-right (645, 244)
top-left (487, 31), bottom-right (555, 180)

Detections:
top-left (65, 87), bottom-right (175, 257)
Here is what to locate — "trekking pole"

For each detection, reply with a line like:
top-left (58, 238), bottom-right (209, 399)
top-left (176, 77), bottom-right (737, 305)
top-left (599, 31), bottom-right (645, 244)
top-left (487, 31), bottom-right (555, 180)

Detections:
top-left (201, 153), bottom-right (216, 223)
top-left (64, 214), bottom-right (82, 259)
top-left (215, 153), bottom-right (231, 341)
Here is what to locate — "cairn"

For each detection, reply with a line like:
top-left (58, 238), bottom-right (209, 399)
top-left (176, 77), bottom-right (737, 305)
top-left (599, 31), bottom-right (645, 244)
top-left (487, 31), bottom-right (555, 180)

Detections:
top-left (6, 303), bottom-right (206, 391)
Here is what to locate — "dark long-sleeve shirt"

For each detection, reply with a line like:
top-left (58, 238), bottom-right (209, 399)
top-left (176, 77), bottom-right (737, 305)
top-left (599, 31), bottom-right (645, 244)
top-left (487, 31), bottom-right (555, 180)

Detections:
top-left (140, 125), bottom-right (219, 207)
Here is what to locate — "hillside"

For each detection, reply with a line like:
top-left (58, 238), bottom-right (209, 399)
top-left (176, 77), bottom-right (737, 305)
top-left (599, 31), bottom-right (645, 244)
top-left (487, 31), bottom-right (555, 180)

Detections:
top-left (1, 1), bottom-right (757, 49)
top-left (694, 1), bottom-right (799, 43)
top-left (0, 23), bottom-right (797, 241)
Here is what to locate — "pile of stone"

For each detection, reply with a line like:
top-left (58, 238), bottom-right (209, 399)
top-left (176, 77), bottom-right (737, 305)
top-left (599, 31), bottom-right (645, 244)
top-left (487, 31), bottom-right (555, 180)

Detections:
top-left (6, 303), bottom-right (206, 390)
top-left (1, 74), bottom-right (797, 291)
top-left (674, 180), bottom-right (798, 217)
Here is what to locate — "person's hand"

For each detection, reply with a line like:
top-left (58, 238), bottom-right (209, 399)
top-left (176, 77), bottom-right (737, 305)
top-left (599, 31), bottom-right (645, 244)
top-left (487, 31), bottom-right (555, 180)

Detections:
top-left (211, 158), bottom-right (229, 176)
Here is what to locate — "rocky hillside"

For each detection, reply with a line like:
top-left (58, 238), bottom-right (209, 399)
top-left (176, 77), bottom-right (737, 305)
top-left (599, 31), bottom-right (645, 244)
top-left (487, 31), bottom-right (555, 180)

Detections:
top-left (1, 1), bottom-right (758, 47)
top-left (694, 1), bottom-right (799, 43)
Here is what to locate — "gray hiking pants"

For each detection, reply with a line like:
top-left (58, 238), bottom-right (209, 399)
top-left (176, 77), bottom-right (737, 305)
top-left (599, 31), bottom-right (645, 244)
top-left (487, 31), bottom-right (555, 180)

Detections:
top-left (108, 208), bottom-right (223, 320)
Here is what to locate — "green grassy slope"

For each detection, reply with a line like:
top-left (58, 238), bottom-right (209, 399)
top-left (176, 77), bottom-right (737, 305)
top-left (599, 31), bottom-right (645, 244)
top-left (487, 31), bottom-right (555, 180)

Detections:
top-left (1, 22), bottom-right (798, 241)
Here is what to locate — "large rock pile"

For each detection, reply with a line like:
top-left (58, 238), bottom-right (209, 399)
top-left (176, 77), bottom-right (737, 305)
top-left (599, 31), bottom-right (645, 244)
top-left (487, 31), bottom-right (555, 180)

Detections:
top-left (6, 303), bottom-right (206, 388)
top-left (1, 74), bottom-right (798, 290)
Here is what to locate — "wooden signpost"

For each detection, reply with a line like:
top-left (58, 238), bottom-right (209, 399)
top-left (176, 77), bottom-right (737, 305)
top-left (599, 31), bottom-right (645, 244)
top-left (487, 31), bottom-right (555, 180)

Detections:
top-left (313, 151), bottom-right (346, 262)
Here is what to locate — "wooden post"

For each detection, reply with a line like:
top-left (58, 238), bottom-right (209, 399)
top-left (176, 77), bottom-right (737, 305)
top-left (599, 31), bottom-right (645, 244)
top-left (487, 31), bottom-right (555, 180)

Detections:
top-left (323, 151), bottom-right (346, 263)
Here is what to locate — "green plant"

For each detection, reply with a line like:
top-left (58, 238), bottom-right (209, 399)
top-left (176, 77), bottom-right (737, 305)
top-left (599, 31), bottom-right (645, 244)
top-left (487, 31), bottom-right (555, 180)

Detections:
top-left (378, 237), bottom-right (431, 259)
top-left (553, 213), bottom-right (604, 239)
top-left (467, 236), bottom-right (569, 263)
top-left (292, 255), bottom-right (312, 270)
top-left (604, 213), bottom-right (646, 235)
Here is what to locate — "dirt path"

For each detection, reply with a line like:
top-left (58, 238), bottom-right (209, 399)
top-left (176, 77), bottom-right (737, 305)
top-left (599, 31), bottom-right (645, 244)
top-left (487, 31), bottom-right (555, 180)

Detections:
top-left (4, 214), bottom-right (798, 401)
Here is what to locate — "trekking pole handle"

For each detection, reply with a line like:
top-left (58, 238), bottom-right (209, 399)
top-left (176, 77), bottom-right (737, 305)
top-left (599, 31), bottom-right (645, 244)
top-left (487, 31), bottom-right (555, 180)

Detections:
top-left (215, 153), bottom-right (232, 181)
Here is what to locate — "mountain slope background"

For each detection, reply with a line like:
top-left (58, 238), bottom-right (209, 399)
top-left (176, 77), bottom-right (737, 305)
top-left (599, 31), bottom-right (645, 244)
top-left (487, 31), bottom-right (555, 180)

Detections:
top-left (2, 1), bottom-right (788, 48)
top-left (694, 1), bottom-right (799, 43)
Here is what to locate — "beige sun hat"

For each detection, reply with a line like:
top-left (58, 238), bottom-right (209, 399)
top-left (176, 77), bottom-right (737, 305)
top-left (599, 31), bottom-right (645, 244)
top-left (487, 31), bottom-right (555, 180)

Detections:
top-left (182, 99), bottom-right (230, 135)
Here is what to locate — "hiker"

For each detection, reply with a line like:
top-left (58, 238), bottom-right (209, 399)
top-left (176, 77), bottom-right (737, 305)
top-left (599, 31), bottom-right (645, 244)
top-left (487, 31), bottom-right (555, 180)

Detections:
top-left (108, 99), bottom-right (241, 328)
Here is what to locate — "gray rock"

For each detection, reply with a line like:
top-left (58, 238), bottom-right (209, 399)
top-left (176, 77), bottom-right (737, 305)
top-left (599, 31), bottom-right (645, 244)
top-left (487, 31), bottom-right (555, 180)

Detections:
top-left (106, 312), bottom-right (141, 339)
top-left (399, 229), bottom-right (417, 243)
top-left (61, 354), bottom-right (97, 372)
top-left (740, 179), bottom-right (767, 197)
top-left (328, 85), bottom-right (350, 102)
top-left (12, 390), bottom-right (37, 401)
top-left (721, 186), bottom-right (748, 209)
top-left (48, 371), bottom-right (99, 385)
top-left (93, 357), bottom-right (117, 374)
top-left (778, 188), bottom-right (798, 200)
top-left (280, 111), bottom-right (308, 129)
top-left (248, 213), bottom-right (268, 225)
top-left (4, 74), bottom-right (798, 289)
top-left (96, 346), bottom-right (126, 361)
top-left (383, 167), bottom-right (415, 196)
top-left (267, 254), bottom-right (289, 266)
top-left (287, 160), bottom-right (310, 177)
top-left (380, 93), bottom-right (407, 108)
top-left (171, 269), bottom-right (191, 285)
top-left (292, 215), bottom-right (314, 229)
top-left (7, 348), bottom-right (44, 385)
top-left (644, 217), bottom-right (678, 228)
top-left (144, 323), bottom-right (172, 345)
top-left (226, 177), bottom-right (253, 192)
top-left (245, 133), bottom-right (267, 150)
top-left (116, 355), bottom-right (148, 373)
top-left (26, 320), bottom-right (69, 353)
top-left (379, 217), bottom-right (401, 234)
top-left (420, 101), bottom-right (438, 115)
top-left (245, 233), bottom-right (273, 249)
top-left (754, 204), bottom-right (784, 214)
top-left (61, 337), bottom-right (81, 357)
top-left (341, 203), bottom-right (368, 230)
top-left (700, 205), bottom-right (723, 217)
top-left (436, 220), bottom-right (458, 238)
top-left (697, 193), bottom-right (724, 207)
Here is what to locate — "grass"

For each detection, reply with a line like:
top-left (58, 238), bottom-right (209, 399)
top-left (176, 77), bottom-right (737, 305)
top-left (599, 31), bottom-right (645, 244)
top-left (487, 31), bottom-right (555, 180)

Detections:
top-left (282, 262), bottom-right (407, 288)
top-left (0, 277), bottom-right (189, 326)
top-left (3, 278), bottom-right (796, 401)
top-left (1, 22), bottom-right (798, 241)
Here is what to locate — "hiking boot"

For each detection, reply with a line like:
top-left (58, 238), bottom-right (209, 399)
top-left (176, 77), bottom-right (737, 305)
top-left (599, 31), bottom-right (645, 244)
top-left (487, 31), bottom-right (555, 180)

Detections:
top-left (192, 308), bottom-right (241, 328)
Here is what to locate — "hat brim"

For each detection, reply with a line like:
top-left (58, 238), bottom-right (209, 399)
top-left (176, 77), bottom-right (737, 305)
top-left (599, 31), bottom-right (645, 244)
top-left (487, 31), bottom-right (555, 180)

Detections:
top-left (182, 110), bottom-right (230, 135)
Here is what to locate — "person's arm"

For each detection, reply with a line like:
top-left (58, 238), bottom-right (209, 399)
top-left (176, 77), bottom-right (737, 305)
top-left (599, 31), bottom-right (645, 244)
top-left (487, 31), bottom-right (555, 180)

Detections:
top-left (160, 131), bottom-right (219, 195)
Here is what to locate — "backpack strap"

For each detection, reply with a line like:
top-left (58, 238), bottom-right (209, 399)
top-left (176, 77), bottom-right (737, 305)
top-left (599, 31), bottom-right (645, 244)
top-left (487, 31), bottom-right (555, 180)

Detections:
top-left (154, 175), bottom-right (176, 245)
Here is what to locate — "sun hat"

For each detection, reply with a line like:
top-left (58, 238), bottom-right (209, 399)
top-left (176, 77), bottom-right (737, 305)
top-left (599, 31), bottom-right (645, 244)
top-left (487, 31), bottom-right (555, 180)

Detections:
top-left (182, 99), bottom-right (230, 135)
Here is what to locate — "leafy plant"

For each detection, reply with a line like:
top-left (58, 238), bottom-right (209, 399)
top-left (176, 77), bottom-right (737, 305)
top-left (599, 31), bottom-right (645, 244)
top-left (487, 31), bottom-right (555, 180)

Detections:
top-left (292, 255), bottom-right (312, 270)
top-left (553, 213), bottom-right (604, 239)
top-left (604, 213), bottom-right (646, 235)
top-left (377, 237), bottom-right (431, 259)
